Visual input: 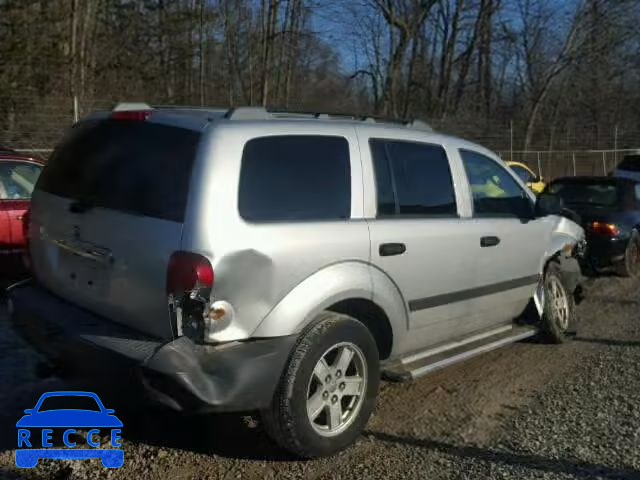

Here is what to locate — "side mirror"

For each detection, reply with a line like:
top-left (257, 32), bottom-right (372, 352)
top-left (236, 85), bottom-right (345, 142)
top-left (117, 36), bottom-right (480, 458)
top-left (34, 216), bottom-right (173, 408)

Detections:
top-left (532, 176), bottom-right (542, 183)
top-left (535, 192), bottom-right (564, 217)
top-left (23, 409), bottom-right (33, 414)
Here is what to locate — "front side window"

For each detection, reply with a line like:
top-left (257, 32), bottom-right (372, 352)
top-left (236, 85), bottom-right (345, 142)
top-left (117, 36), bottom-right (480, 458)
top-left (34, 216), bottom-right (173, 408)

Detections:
top-left (239, 135), bottom-right (351, 222)
top-left (0, 161), bottom-right (43, 200)
top-left (370, 139), bottom-right (457, 217)
top-left (460, 150), bottom-right (532, 218)
top-left (510, 164), bottom-right (536, 184)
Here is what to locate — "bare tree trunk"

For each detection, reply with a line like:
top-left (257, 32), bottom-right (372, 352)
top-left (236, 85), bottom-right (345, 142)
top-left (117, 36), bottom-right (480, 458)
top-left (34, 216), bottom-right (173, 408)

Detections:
top-left (523, 1), bottom-right (586, 149)
top-left (284, 0), bottom-right (301, 107)
top-left (69, 0), bottom-right (79, 120)
top-left (198, 0), bottom-right (206, 105)
top-left (372, 0), bottom-right (436, 117)
top-left (260, 0), bottom-right (279, 106)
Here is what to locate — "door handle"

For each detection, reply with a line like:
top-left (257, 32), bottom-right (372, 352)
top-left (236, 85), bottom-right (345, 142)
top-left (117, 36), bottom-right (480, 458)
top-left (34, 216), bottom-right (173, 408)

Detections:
top-left (480, 236), bottom-right (501, 248)
top-left (379, 243), bottom-right (406, 256)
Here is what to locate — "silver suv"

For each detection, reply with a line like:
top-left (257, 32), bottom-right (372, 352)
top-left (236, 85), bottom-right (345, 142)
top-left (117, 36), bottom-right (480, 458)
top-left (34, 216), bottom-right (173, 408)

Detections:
top-left (9, 104), bottom-right (585, 458)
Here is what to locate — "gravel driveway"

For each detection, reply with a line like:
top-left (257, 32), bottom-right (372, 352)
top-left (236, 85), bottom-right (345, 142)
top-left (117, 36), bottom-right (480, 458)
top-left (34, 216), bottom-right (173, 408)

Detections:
top-left (0, 276), bottom-right (638, 479)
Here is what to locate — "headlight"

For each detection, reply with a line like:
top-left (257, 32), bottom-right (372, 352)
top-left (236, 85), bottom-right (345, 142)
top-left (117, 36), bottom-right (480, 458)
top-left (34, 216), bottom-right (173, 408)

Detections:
top-left (573, 239), bottom-right (587, 258)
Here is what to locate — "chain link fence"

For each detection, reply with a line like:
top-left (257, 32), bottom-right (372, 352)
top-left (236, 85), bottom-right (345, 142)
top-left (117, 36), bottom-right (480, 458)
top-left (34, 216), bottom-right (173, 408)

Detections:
top-left (1, 95), bottom-right (639, 178)
top-left (497, 150), bottom-right (638, 180)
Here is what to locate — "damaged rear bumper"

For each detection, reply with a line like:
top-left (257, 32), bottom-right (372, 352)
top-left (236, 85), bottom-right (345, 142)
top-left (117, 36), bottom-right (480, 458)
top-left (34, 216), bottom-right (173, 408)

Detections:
top-left (8, 283), bottom-right (295, 413)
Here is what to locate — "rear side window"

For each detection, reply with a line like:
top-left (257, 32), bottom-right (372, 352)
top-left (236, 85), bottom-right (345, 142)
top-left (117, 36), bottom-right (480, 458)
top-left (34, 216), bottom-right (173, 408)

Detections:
top-left (239, 135), bottom-right (351, 222)
top-left (370, 139), bottom-right (457, 217)
top-left (37, 120), bottom-right (200, 222)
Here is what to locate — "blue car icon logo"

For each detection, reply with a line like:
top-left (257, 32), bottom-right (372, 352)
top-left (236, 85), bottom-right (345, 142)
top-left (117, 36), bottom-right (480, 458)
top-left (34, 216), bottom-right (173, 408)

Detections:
top-left (16, 391), bottom-right (124, 468)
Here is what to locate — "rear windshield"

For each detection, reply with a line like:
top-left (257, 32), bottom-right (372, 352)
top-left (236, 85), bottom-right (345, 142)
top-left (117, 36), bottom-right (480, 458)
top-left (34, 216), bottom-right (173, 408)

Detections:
top-left (547, 181), bottom-right (620, 207)
top-left (617, 155), bottom-right (640, 172)
top-left (37, 119), bottom-right (201, 222)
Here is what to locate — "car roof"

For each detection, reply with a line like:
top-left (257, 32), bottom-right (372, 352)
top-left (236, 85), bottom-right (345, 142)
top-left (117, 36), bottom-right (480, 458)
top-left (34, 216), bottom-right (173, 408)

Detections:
top-left (0, 153), bottom-right (44, 164)
top-left (506, 160), bottom-right (535, 170)
top-left (550, 176), bottom-right (634, 185)
top-left (83, 104), bottom-right (498, 158)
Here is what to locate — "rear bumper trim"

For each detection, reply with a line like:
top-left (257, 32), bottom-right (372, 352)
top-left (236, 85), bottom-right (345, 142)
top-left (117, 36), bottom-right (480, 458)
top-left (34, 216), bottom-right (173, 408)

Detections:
top-left (9, 283), bottom-right (295, 413)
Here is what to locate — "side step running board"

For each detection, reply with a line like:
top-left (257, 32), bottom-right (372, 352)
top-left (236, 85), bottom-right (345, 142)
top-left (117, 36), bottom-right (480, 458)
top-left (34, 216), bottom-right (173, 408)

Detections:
top-left (382, 325), bottom-right (538, 382)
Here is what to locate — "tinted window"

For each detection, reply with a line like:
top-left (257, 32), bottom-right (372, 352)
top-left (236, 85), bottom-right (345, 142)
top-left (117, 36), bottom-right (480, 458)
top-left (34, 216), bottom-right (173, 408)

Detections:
top-left (618, 155), bottom-right (640, 172)
top-left (38, 395), bottom-right (101, 412)
top-left (239, 136), bottom-right (350, 222)
top-left (461, 150), bottom-right (532, 218)
top-left (547, 181), bottom-right (620, 207)
top-left (0, 161), bottom-right (42, 199)
top-left (38, 120), bottom-right (200, 222)
top-left (370, 139), bottom-right (457, 217)
top-left (510, 164), bottom-right (536, 183)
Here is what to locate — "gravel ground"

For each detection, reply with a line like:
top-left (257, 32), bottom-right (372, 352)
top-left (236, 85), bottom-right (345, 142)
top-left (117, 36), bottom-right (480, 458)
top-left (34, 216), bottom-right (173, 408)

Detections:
top-left (0, 275), bottom-right (638, 479)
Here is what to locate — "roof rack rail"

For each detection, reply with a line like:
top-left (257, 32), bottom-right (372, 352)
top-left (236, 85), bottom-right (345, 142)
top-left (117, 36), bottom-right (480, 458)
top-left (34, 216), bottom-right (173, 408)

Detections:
top-left (224, 107), bottom-right (434, 131)
top-left (152, 104), bottom-right (229, 115)
top-left (109, 104), bottom-right (434, 131)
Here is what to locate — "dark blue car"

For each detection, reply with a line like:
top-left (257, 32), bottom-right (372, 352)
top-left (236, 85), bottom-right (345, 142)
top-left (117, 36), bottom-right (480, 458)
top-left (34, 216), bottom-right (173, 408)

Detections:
top-left (15, 391), bottom-right (123, 468)
top-left (545, 176), bottom-right (640, 277)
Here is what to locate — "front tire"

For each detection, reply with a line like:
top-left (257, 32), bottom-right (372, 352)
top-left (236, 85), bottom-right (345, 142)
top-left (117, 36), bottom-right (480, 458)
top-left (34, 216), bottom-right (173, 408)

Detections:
top-left (261, 311), bottom-right (380, 458)
top-left (540, 262), bottom-right (576, 343)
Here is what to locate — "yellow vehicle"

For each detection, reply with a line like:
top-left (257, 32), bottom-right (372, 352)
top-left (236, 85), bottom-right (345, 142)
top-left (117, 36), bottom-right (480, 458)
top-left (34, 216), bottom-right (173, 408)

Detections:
top-left (506, 161), bottom-right (546, 194)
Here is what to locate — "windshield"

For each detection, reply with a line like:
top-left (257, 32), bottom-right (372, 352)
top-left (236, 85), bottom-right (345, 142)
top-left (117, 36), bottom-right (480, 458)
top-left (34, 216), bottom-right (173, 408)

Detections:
top-left (37, 395), bottom-right (101, 412)
top-left (547, 181), bottom-right (620, 207)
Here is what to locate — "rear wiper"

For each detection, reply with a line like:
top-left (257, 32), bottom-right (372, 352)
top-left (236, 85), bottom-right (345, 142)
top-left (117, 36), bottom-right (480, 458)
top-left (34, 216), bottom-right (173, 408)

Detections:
top-left (68, 199), bottom-right (94, 214)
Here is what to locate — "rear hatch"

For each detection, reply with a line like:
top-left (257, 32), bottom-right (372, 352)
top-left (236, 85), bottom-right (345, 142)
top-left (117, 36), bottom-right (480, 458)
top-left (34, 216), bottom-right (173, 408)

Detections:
top-left (30, 116), bottom-right (201, 339)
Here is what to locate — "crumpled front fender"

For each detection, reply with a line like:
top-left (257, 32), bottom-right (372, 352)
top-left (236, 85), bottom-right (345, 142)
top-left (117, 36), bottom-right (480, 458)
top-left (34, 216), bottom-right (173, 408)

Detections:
top-left (534, 216), bottom-right (585, 316)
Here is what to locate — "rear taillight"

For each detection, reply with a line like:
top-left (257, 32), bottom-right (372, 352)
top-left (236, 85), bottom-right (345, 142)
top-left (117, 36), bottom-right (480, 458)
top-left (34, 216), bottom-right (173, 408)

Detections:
top-left (590, 221), bottom-right (620, 237)
top-left (166, 251), bottom-right (214, 295)
top-left (111, 110), bottom-right (152, 121)
top-left (22, 209), bottom-right (31, 270)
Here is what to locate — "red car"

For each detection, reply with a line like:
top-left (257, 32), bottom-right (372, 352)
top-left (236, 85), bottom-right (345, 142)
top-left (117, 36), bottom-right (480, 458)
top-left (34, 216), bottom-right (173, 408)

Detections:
top-left (0, 150), bottom-right (44, 281)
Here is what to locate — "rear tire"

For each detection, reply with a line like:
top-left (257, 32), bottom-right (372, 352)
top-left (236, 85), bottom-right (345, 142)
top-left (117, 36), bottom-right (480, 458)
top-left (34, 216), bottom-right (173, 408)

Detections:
top-left (540, 262), bottom-right (576, 344)
top-left (616, 231), bottom-right (640, 278)
top-left (261, 311), bottom-right (380, 458)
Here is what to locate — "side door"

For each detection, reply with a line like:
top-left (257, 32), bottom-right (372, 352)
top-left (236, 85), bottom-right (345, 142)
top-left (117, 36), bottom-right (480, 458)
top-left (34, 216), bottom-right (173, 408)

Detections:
top-left (5, 199), bottom-right (29, 247)
top-left (458, 149), bottom-right (552, 326)
top-left (362, 135), bottom-right (486, 354)
top-left (0, 205), bottom-right (10, 251)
